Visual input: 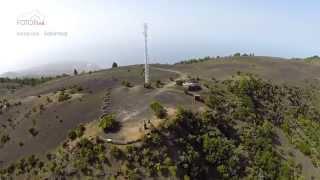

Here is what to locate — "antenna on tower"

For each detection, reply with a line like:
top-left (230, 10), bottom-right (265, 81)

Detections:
top-left (143, 23), bottom-right (150, 84)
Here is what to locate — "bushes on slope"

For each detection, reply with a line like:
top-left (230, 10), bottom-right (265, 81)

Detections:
top-left (150, 102), bottom-right (167, 119)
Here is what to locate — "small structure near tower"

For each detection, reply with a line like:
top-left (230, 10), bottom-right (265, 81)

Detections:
top-left (183, 81), bottom-right (202, 91)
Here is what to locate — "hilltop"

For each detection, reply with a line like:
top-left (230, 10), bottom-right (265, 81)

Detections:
top-left (0, 56), bottom-right (320, 179)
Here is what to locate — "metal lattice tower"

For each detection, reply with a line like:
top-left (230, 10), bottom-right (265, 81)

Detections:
top-left (143, 23), bottom-right (150, 84)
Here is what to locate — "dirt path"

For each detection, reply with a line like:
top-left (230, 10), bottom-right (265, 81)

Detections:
top-left (151, 67), bottom-right (188, 80)
top-left (99, 67), bottom-right (187, 144)
top-left (119, 67), bottom-right (186, 122)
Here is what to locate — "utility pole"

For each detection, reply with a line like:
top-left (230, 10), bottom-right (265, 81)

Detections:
top-left (143, 23), bottom-right (150, 84)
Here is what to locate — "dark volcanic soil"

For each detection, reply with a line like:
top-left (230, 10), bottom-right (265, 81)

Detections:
top-left (0, 66), bottom-right (178, 166)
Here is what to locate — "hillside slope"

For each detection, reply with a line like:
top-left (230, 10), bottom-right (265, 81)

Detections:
top-left (0, 65), bottom-right (179, 166)
top-left (0, 57), bottom-right (320, 179)
top-left (168, 56), bottom-right (320, 86)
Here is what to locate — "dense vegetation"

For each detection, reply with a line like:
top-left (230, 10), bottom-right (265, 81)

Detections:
top-left (175, 56), bottom-right (212, 65)
top-left (0, 76), bottom-right (55, 86)
top-left (304, 55), bottom-right (320, 64)
top-left (175, 53), bottom-right (255, 64)
top-left (118, 73), bottom-right (319, 179)
top-left (0, 73), bottom-right (319, 179)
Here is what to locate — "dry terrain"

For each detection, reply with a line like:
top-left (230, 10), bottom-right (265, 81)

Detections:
top-left (0, 57), bottom-right (320, 179)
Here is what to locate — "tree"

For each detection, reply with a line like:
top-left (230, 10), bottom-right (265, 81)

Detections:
top-left (234, 52), bottom-right (241, 57)
top-left (112, 62), bottom-right (118, 68)
top-left (68, 124), bottom-right (85, 140)
top-left (68, 130), bottom-right (77, 140)
top-left (28, 128), bottom-right (39, 137)
top-left (156, 80), bottom-right (163, 88)
top-left (99, 114), bottom-right (118, 132)
top-left (150, 102), bottom-right (167, 119)
top-left (0, 134), bottom-right (10, 145)
top-left (74, 69), bottom-right (78, 76)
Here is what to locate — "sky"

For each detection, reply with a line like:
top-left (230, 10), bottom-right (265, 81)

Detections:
top-left (0, 0), bottom-right (319, 74)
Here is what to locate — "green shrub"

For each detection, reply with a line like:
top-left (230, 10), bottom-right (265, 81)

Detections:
top-left (76, 124), bottom-right (85, 137)
top-left (68, 130), bottom-right (77, 140)
top-left (74, 69), bottom-right (78, 76)
top-left (150, 102), bottom-right (167, 119)
top-left (68, 124), bottom-right (85, 140)
top-left (70, 85), bottom-right (83, 94)
top-left (28, 128), bottom-right (39, 137)
top-left (0, 135), bottom-right (10, 145)
top-left (144, 83), bottom-right (152, 89)
top-left (19, 142), bottom-right (24, 147)
top-left (175, 80), bottom-right (183, 86)
top-left (110, 146), bottom-right (123, 159)
top-left (76, 86), bottom-right (83, 92)
top-left (39, 104), bottom-right (45, 111)
top-left (112, 62), bottom-right (118, 68)
top-left (0, 76), bottom-right (55, 86)
top-left (296, 141), bottom-right (311, 156)
top-left (99, 114), bottom-right (117, 132)
top-left (122, 80), bottom-right (133, 88)
top-left (58, 91), bottom-right (71, 102)
top-left (156, 80), bottom-right (164, 88)
top-left (234, 52), bottom-right (241, 57)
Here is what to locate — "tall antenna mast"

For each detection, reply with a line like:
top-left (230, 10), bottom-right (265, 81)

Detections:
top-left (143, 23), bottom-right (150, 84)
